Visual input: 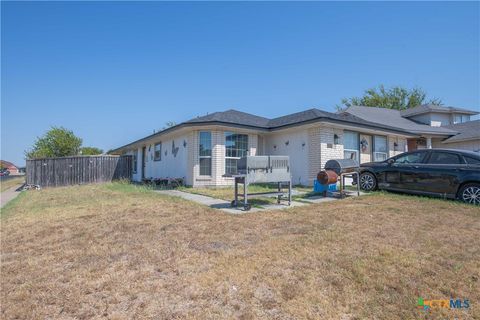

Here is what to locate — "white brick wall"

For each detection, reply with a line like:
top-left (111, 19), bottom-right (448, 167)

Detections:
top-left (191, 130), bottom-right (258, 187)
top-left (388, 136), bottom-right (407, 157)
top-left (307, 126), bottom-right (344, 186)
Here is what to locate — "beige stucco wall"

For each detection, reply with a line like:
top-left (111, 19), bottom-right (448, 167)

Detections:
top-left (264, 128), bottom-right (310, 186)
top-left (126, 132), bottom-right (189, 183)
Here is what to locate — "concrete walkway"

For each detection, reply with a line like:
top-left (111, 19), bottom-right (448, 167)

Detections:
top-left (155, 189), bottom-right (306, 214)
top-left (155, 189), bottom-right (368, 214)
top-left (1, 184), bottom-right (24, 209)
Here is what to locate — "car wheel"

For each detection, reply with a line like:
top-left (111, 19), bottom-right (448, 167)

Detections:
top-left (458, 183), bottom-right (480, 206)
top-left (359, 172), bottom-right (377, 191)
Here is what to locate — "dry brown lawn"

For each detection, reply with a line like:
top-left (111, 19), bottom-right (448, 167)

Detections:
top-left (1, 182), bottom-right (479, 319)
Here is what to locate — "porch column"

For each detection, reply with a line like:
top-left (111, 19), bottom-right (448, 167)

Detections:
top-left (426, 137), bottom-right (432, 149)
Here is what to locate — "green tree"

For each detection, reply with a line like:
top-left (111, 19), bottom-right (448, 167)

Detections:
top-left (80, 147), bottom-right (103, 155)
top-left (337, 85), bottom-right (442, 111)
top-left (25, 127), bottom-right (82, 159)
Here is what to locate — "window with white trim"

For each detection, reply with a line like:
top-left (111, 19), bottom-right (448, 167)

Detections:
top-left (154, 143), bottom-right (162, 161)
top-left (343, 131), bottom-right (359, 162)
top-left (225, 132), bottom-right (248, 175)
top-left (373, 135), bottom-right (388, 161)
top-left (199, 131), bottom-right (212, 176)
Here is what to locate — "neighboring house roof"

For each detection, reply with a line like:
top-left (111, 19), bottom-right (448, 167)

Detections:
top-left (441, 120), bottom-right (480, 144)
top-left (344, 106), bottom-right (457, 136)
top-left (110, 108), bottom-right (418, 153)
top-left (400, 104), bottom-right (479, 117)
top-left (0, 160), bottom-right (18, 169)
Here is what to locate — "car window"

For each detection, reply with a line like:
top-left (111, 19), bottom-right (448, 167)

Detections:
top-left (395, 152), bottom-right (426, 164)
top-left (427, 152), bottom-right (463, 164)
top-left (464, 156), bottom-right (480, 165)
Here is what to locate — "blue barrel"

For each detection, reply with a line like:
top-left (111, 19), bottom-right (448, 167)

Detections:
top-left (313, 180), bottom-right (337, 193)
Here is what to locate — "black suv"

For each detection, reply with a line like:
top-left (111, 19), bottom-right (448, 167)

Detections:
top-left (357, 149), bottom-right (480, 205)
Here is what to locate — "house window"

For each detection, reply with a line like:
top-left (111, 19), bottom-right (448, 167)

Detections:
top-left (225, 132), bottom-right (249, 175)
top-left (154, 143), bottom-right (162, 161)
top-left (454, 114), bottom-right (470, 124)
top-left (343, 131), bottom-right (359, 162)
top-left (199, 131), bottom-right (212, 176)
top-left (373, 136), bottom-right (388, 162)
top-left (132, 153), bottom-right (138, 173)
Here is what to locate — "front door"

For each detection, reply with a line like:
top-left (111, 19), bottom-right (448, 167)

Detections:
top-left (141, 146), bottom-right (147, 180)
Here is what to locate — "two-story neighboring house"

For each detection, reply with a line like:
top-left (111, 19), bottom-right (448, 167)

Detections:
top-left (111, 105), bottom-right (479, 187)
top-left (344, 104), bottom-right (479, 152)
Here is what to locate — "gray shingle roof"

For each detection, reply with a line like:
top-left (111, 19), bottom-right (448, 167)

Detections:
top-left (441, 120), bottom-right (480, 143)
top-left (345, 106), bottom-right (457, 135)
top-left (185, 109), bottom-right (270, 128)
top-left (187, 108), bottom-right (416, 134)
top-left (110, 107), bottom-right (420, 153)
top-left (400, 104), bottom-right (479, 117)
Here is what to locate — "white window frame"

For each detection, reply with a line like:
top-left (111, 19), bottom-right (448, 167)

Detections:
top-left (199, 131), bottom-right (212, 176)
top-left (225, 132), bottom-right (249, 175)
top-left (154, 142), bottom-right (162, 161)
top-left (343, 131), bottom-right (359, 162)
top-left (373, 135), bottom-right (388, 162)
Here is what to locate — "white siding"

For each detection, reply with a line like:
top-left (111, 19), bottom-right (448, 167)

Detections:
top-left (408, 113), bottom-right (453, 126)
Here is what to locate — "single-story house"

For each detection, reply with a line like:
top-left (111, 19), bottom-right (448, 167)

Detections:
top-left (111, 108), bottom-right (420, 187)
top-left (111, 105), bottom-right (478, 187)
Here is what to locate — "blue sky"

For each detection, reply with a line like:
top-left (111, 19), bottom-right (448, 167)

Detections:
top-left (2, 1), bottom-right (479, 166)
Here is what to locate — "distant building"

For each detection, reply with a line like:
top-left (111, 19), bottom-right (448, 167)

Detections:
top-left (0, 160), bottom-right (20, 174)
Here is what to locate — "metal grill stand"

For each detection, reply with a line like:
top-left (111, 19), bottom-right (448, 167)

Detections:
top-left (228, 156), bottom-right (292, 211)
top-left (338, 172), bottom-right (360, 198)
top-left (324, 159), bottom-right (361, 198)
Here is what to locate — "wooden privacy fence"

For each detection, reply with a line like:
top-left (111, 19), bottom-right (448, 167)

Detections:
top-left (26, 155), bottom-right (132, 188)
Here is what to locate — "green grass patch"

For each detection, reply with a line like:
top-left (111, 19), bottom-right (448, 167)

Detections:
top-left (0, 191), bottom-right (27, 218)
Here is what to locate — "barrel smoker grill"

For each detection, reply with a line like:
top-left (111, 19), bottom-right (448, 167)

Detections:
top-left (229, 156), bottom-right (292, 211)
top-left (322, 159), bottom-right (360, 197)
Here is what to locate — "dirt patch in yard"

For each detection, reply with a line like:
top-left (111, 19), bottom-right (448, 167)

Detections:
top-left (1, 183), bottom-right (479, 319)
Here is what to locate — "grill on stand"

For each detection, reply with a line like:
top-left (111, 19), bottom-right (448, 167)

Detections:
top-left (320, 159), bottom-right (360, 198)
top-left (228, 156), bottom-right (291, 211)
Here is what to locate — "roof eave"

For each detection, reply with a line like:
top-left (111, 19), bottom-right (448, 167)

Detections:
top-left (109, 121), bottom-right (269, 154)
